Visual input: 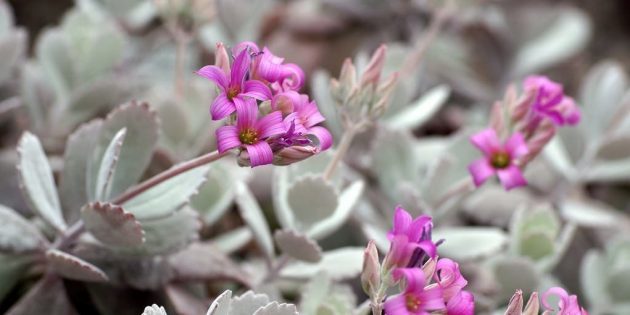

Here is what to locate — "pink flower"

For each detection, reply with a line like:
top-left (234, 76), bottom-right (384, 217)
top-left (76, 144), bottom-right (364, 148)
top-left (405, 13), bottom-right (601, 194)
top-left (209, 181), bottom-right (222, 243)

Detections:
top-left (468, 128), bottom-right (529, 191)
top-left (237, 42), bottom-right (305, 92)
top-left (524, 75), bottom-right (581, 127)
top-left (275, 91), bottom-right (332, 151)
top-left (384, 207), bottom-right (437, 270)
top-left (216, 99), bottom-right (285, 167)
top-left (383, 268), bottom-right (445, 315)
top-left (435, 259), bottom-right (468, 301)
top-left (542, 287), bottom-right (588, 315)
top-left (446, 291), bottom-right (474, 315)
top-left (197, 48), bottom-right (272, 120)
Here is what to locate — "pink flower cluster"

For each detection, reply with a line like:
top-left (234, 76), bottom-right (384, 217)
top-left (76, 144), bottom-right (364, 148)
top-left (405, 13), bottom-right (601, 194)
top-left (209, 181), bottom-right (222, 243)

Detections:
top-left (469, 75), bottom-right (581, 191)
top-left (382, 207), bottom-right (474, 315)
top-left (197, 42), bottom-right (332, 167)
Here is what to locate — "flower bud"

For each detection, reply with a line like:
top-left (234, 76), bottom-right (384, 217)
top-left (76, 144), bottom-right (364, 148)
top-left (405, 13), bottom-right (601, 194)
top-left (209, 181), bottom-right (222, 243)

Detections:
top-left (339, 58), bottom-right (357, 91)
top-left (215, 42), bottom-right (231, 74)
top-left (523, 291), bottom-right (539, 315)
top-left (360, 44), bottom-right (387, 88)
top-left (361, 240), bottom-right (381, 296)
top-left (504, 290), bottom-right (524, 315)
top-left (521, 120), bottom-right (555, 166)
top-left (273, 146), bottom-right (318, 166)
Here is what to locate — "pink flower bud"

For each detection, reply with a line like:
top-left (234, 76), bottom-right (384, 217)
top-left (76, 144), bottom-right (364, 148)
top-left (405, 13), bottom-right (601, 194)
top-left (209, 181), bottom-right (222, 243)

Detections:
top-left (214, 42), bottom-right (230, 74)
top-left (504, 290), bottom-right (524, 315)
top-left (523, 291), bottom-right (540, 315)
top-left (339, 58), bottom-right (357, 91)
top-left (272, 146), bottom-right (318, 166)
top-left (360, 44), bottom-right (387, 88)
top-left (361, 240), bottom-right (381, 296)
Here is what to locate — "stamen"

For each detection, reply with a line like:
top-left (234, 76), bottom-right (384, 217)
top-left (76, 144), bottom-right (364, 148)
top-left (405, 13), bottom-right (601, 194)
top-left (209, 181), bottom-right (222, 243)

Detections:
top-left (239, 129), bottom-right (258, 145)
top-left (491, 151), bottom-right (511, 169)
top-left (405, 295), bottom-right (422, 312)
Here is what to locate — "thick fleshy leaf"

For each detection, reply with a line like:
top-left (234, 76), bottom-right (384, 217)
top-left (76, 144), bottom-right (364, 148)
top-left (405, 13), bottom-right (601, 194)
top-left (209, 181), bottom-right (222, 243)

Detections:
top-left (462, 185), bottom-right (534, 227)
top-left (168, 242), bottom-right (250, 285)
top-left (123, 165), bottom-right (211, 220)
top-left (384, 85), bottom-right (450, 130)
top-left (0, 254), bottom-right (31, 303)
top-left (288, 176), bottom-right (338, 230)
top-left (211, 227), bottom-right (253, 255)
top-left (166, 285), bottom-right (207, 315)
top-left (234, 182), bottom-right (274, 260)
top-left (274, 229), bottom-right (322, 263)
top-left (141, 305), bottom-right (168, 315)
top-left (230, 291), bottom-right (270, 315)
top-left (6, 276), bottom-right (78, 315)
top-left (35, 28), bottom-right (74, 101)
top-left (253, 302), bottom-right (299, 315)
top-left (0, 204), bottom-right (45, 252)
top-left (0, 29), bottom-right (26, 83)
top-left (206, 290), bottom-right (232, 315)
top-left (17, 132), bottom-right (66, 231)
top-left (281, 247), bottom-right (364, 280)
top-left (46, 249), bottom-right (109, 282)
top-left (308, 180), bottom-right (364, 240)
top-left (81, 202), bottom-right (145, 247)
top-left (94, 128), bottom-right (126, 201)
top-left (580, 251), bottom-right (611, 308)
top-left (493, 256), bottom-right (540, 302)
top-left (560, 199), bottom-right (628, 228)
top-left (433, 227), bottom-right (508, 261)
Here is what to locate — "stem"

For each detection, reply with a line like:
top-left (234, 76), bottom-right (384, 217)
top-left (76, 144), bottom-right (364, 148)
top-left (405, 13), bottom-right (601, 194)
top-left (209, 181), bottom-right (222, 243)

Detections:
top-left (322, 127), bottom-right (358, 181)
top-left (262, 255), bottom-right (290, 283)
top-left (371, 303), bottom-right (383, 315)
top-left (113, 150), bottom-right (228, 204)
top-left (51, 220), bottom-right (86, 250)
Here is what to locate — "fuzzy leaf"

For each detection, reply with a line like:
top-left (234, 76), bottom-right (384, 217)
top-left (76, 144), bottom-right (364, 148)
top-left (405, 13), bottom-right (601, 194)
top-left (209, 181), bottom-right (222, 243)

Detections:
top-left (46, 249), bottom-right (109, 282)
top-left (123, 164), bottom-right (210, 220)
top-left (206, 290), bottom-right (232, 315)
top-left (35, 29), bottom-right (74, 101)
top-left (493, 256), bottom-right (540, 302)
top-left (191, 161), bottom-right (247, 225)
top-left (211, 227), bottom-right (253, 255)
top-left (560, 199), bottom-right (627, 228)
top-left (166, 284), bottom-right (208, 315)
top-left (17, 132), bottom-right (66, 231)
top-left (275, 229), bottom-right (322, 263)
top-left (384, 85), bottom-right (450, 130)
top-left (0, 204), bottom-right (45, 252)
top-left (433, 227), bottom-right (508, 261)
top-left (230, 291), bottom-right (270, 315)
top-left (254, 302), bottom-right (299, 315)
top-left (6, 276), bottom-right (78, 315)
top-left (288, 176), bottom-right (338, 230)
top-left (281, 247), bottom-right (364, 280)
top-left (235, 182), bottom-right (274, 260)
top-left (308, 180), bottom-right (364, 240)
top-left (168, 242), bottom-right (250, 285)
top-left (142, 305), bottom-right (168, 315)
top-left (94, 128), bottom-right (126, 201)
top-left (581, 251), bottom-right (612, 308)
top-left (0, 29), bottom-right (26, 83)
top-left (81, 202), bottom-right (145, 247)
top-left (0, 254), bottom-right (31, 303)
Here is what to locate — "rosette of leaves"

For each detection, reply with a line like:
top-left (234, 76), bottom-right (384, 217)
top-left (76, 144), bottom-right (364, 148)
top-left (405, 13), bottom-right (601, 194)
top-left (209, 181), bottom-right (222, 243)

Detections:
top-left (0, 2), bottom-right (26, 86)
top-left (22, 5), bottom-right (136, 140)
top-left (581, 236), bottom-right (630, 315)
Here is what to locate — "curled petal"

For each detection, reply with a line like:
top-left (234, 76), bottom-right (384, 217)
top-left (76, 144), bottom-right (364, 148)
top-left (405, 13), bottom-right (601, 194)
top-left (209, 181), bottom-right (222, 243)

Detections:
top-left (470, 128), bottom-right (501, 156)
top-left (505, 132), bottom-right (529, 159)
top-left (245, 141), bottom-right (273, 167)
top-left (197, 65), bottom-right (228, 90)
top-left (234, 41), bottom-right (260, 54)
top-left (210, 94), bottom-right (236, 120)
top-left (542, 287), bottom-right (570, 311)
top-left (307, 126), bottom-right (332, 151)
top-left (496, 165), bottom-right (527, 190)
top-left (436, 258), bottom-right (468, 301)
top-left (243, 80), bottom-right (272, 100)
top-left (468, 158), bottom-right (495, 187)
top-left (216, 126), bottom-right (240, 153)
top-left (416, 240), bottom-right (437, 260)
top-left (406, 215), bottom-right (432, 243)
top-left (281, 63), bottom-right (305, 91)
top-left (257, 111), bottom-right (286, 139)
top-left (235, 98), bottom-right (258, 130)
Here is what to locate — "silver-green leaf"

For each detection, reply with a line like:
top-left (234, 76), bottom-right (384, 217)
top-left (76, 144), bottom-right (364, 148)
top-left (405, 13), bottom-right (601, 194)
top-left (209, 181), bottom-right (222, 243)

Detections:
top-left (46, 249), bottom-right (109, 282)
top-left (81, 202), bottom-right (145, 247)
top-left (0, 204), bottom-right (45, 252)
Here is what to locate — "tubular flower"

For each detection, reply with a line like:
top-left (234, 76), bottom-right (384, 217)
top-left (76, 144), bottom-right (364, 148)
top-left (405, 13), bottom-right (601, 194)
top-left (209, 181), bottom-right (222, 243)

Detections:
top-left (383, 268), bottom-right (445, 315)
top-left (542, 287), bottom-right (588, 315)
top-left (278, 91), bottom-right (332, 151)
top-left (197, 48), bottom-right (272, 120)
top-left (216, 99), bottom-right (285, 167)
top-left (524, 75), bottom-right (581, 127)
top-left (384, 207), bottom-right (437, 270)
top-left (468, 128), bottom-right (529, 191)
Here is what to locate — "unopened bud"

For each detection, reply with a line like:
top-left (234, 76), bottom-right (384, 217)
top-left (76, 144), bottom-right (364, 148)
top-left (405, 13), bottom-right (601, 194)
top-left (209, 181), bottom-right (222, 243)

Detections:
top-left (215, 42), bottom-right (230, 74)
top-left (339, 58), bottom-right (357, 91)
top-left (512, 87), bottom-right (536, 123)
top-left (489, 100), bottom-right (505, 132)
top-left (421, 257), bottom-right (437, 283)
top-left (361, 240), bottom-right (381, 296)
top-left (521, 120), bottom-right (555, 166)
top-left (361, 44), bottom-right (387, 88)
top-left (523, 291), bottom-right (539, 315)
top-left (273, 146), bottom-right (318, 166)
top-left (504, 290), bottom-right (524, 315)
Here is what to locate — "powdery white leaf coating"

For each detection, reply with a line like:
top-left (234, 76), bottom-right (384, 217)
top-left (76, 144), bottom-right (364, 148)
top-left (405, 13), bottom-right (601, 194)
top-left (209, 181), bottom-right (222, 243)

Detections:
top-left (16, 132), bottom-right (66, 231)
top-left (141, 304), bottom-right (167, 315)
top-left (229, 291), bottom-right (270, 315)
top-left (94, 127), bottom-right (126, 201)
top-left (235, 182), bottom-right (274, 260)
top-left (281, 247), bottom-right (364, 280)
top-left (46, 249), bottom-right (109, 282)
top-left (81, 202), bottom-right (145, 247)
top-left (253, 302), bottom-right (299, 315)
top-left (384, 84), bottom-right (450, 131)
top-left (0, 204), bottom-right (45, 252)
top-left (287, 176), bottom-right (338, 230)
top-left (433, 227), bottom-right (508, 261)
top-left (274, 229), bottom-right (323, 263)
top-left (206, 290), bottom-right (232, 315)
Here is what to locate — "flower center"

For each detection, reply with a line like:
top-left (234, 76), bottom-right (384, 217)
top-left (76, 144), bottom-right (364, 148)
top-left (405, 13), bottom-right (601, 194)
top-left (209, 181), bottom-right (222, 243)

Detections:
top-left (227, 86), bottom-right (240, 100)
top-left (405, 295), bottom-right (422, 312)
top-left (239, 129), bottom-right (258, 145)
top-left (491, 151), bottom-right (511, 169)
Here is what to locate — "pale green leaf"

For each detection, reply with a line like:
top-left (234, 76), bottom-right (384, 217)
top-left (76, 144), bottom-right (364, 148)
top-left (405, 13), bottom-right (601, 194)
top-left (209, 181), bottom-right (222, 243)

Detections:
top-left (281, 247), bottom-right (363, 280)
top-left (6, 276), bottom-right (77, 315)
top-left (308, 180), bottom-right (364, 240)
top-left (384, 85), bottom-right (450, 130)
top-left (206, 290), bottom-right (232, 315)
top-left (433, 227), bottom-right (508, 261)
top-left (46, 249), bottom-right (109, 282)
top-left (94, 128), bottom-right (126, 201)
top-left (235, 182), bottom-right (274, 260)
top-left (254, 302), bottom-right (298, 315)
top-left (230, 291), bottom-right (270, 315)
top-left (35, 29), bottom-right (75, 101)
top-left (142, 305), bottom-right (168, 315)
top-left (288, 176), bottom-right (338, 231)
top-left (560, 200), bottom-right (627, 228)
top-left (17, 132), bottom-right (66, 231)
top-left (81, 202), bottom-right (145, 247)
top-left (493, 256), bottom-right (540, 302)
top-left (0, 29), bottom-right (26, 83)
top-left (0, 254), bottom-right (31, 303)
top-left (275, 229), bottom-right (322, 263)
top-left (0, 204), bottom-right (45, 252)
top-left (580, 250), bottom-right (611, 308)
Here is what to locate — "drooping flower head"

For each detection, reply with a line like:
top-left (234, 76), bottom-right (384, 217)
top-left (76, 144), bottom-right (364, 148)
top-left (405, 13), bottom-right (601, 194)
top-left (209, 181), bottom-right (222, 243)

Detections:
top-left (542, 287), bottom-right (588, 315)
top-left (468, 128), bottom-right (529, 191)
top-left (524, 75), bottom-right (581, 128)
top-left (216, 99), bottom-right (285, 166)
top-left (383, 268), bottom-right (445, 315)
top-left (384, 207), bottom-right (437, 270)
top-left (274, 91), bottom-right (332, 151)
top-left (197, 48), bottom-right (272, 120)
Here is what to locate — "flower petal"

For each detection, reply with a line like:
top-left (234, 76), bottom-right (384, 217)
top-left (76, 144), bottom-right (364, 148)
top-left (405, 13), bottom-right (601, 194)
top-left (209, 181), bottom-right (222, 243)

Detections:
top-left (393, 268), bottom-right (427, 295)
top-left (388, 206), bottom-right (412, 240)
top-left (197, 65), bottom-right (228, 89)
top-left (542, 287), bottom-right (570, 311)
top-left (231, 48), bottom-right (251, 86)
top-left (216, 126), bottom-right (240, 153)
top-left (470, 128), bottom-right (501, 156)
top-left (446, 291), bottom-right (475, 315)
top-left (210, 94), bottom-right (236, 120)
top-left (243, 80), bottom-right (272, 100)
top-left (245, 141), bottom-right (273, 167)
top-left (496, 165), bottom-right (527, 190)
top-left (418, 285), bottom-right (446, 311)
top-left (383, 294), bottom-right (409, 315)
top-left (234, 97), bottom-right (258, 130)
top-left (505, 132), bottom-right (529, 159)
top-left (467, 158), bottom-right (495, 187)
top-left (299, 101), bottom-right (326, 127)
top-left (407, 215), bottom-right (432, 243)
top-left (281, 63), bottom-right (305, 91)
top-left (257, 111), bottom-right (285, 139)
top-left (307, 126), bottom-right (332, 151)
